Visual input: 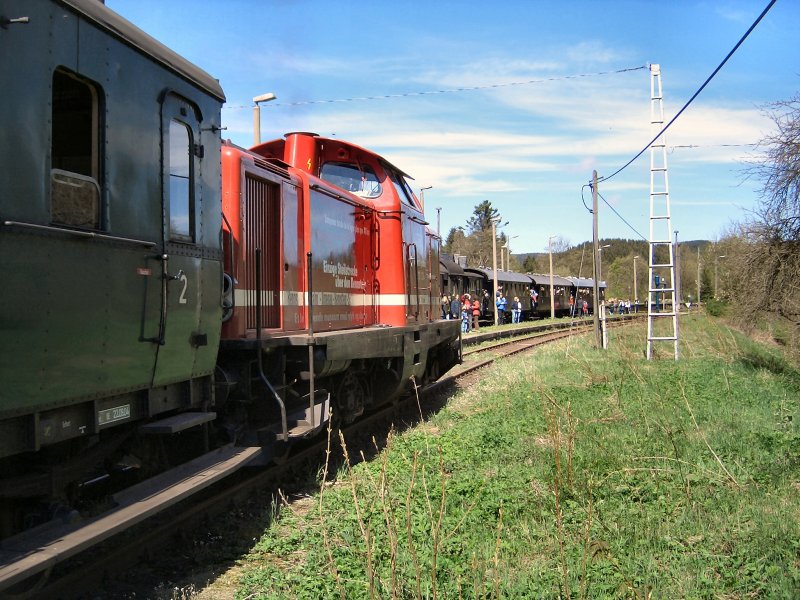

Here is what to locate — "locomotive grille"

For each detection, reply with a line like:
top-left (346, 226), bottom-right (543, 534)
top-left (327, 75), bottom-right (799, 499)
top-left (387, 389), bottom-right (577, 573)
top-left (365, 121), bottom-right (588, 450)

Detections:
top-left (243, 174), bottom-right (280, 330)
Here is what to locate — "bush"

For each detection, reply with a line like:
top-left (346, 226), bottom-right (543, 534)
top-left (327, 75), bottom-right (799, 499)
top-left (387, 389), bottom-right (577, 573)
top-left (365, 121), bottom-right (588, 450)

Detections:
top-left (705, 298), bottom-right (727, 317)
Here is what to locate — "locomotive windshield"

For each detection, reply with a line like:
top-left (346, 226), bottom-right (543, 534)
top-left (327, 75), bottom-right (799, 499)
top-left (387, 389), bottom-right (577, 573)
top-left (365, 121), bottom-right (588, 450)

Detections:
top-left (387, 169), bottom-right (419, 210)
top-left (320, 162), bottom-right (382, 198)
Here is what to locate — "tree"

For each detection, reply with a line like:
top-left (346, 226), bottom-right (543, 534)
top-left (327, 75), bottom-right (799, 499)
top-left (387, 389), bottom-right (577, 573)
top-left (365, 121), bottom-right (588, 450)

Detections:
top-left (443, 201), bottom-right (507, 267)
top-left (737, 94), bottom-right (800, 326)
top-left (545, 236), bottom-right (571, 254)
top-left (522, 255), bottom-right (539, 273)
top-left (749, 95), bottom-right (800, 243)
top-left (466, 200), bottom-right (500, 234)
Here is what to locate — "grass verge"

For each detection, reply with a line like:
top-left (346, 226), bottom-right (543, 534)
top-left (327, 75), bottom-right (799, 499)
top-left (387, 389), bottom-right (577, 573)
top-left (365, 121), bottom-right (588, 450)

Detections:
top-left (233, 313), bottom-right (800, 599)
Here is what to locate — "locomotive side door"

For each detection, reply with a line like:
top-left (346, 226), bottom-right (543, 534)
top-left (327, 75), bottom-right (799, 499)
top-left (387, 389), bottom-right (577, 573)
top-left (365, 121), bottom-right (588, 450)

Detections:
top-left (151, 92), bottom-right (212, 386)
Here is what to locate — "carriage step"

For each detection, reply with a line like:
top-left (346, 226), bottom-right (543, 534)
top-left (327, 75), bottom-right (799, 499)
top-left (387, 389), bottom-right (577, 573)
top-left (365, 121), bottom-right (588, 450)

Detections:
top-left (140, 411), bottom-right (216, 434)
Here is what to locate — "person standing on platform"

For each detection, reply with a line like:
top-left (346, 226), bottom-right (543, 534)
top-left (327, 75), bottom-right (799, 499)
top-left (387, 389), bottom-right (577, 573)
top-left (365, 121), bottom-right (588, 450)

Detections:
top-left (472, 296), bottom-right (481, 331)
top-left (496, 293), bottom-right (507, 324)
top-left (450, 294), bottom-right (461, 321)
top-left (461, 294), bottom-right (472, 333)
top-left (511, 296), bottom-right (522, 323)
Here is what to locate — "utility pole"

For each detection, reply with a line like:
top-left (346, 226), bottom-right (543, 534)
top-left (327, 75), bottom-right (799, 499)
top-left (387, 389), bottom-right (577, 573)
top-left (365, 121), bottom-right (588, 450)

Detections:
top-left (591, 170), bottom-right (601, 348)
top-left (715, 255), bottom-right (726, 299)
top-left (548, 235), bottom-right (555, 320)
top-left (633, 255), bottom-right (639, 308)
top-left (492, 219), bottom-right (499, 326)
top-left (696, 247), bottom-right (701, 305)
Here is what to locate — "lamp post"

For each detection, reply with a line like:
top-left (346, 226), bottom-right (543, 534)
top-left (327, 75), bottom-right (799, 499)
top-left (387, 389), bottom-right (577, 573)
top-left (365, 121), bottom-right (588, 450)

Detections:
top-left (597, 244), bottom-right (611, 282)
top-left (492, 219), bottom-right (498, 325)
top-left (252, 92), bottom-right (277, 146)
top-left (548, 235), bottom-right (556, 320)
top-left (696, 247), bottom-right (701, 305)
top-left (715, 255), bottom-right (726, 299)
top-left (492, 218), bottom-right (507, 325)
top-left (420, 185), bottom-right (432, 213)
top-left (633, 255), bottom-right (639, 310)
top-left (506, 235), bottom-right (518, 272)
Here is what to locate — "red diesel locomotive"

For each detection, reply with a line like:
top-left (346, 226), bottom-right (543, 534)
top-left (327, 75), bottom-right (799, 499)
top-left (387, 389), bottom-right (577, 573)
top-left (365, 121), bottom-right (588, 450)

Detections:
top-left (216, 133), bottom-right (461, 447)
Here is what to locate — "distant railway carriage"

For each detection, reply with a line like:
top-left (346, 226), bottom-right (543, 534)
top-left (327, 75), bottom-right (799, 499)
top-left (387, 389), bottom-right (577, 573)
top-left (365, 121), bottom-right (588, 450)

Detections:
top-left (566, 277), bottom-right (606, 316)
top-left (436, 254), bottom-right (610, 322)
top-left (439, 254), bottom-right (484, 308)
top-left (462, 267), bottom-right (534, 323)
top-left (530, 274), bottom-right (574, 318)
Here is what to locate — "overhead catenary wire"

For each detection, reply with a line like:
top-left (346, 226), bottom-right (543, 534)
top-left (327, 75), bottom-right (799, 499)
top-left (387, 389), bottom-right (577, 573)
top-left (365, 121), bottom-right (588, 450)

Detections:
top-left (598, 191), bottom-right (648, 241)
top-left (595, 0), bottom-right (777, 185)
top-left (223, 65), bottom-right (648, 109)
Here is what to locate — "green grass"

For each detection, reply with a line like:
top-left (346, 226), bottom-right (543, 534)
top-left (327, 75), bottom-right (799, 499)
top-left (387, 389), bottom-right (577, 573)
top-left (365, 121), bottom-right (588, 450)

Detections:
top-left (234, 313), bottom-right (800, 599)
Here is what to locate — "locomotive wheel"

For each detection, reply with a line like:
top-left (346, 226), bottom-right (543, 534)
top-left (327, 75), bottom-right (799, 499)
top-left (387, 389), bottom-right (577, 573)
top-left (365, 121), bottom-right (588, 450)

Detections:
top-left (335, 372), bottom-right (366, 425)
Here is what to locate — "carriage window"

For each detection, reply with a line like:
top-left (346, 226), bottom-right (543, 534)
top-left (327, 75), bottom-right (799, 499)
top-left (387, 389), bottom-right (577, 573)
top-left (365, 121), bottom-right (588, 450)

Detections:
top-left (320, 162), bottom-right (381, 198)
top-left (51, 69), bottom-right (101, 229)
top-left (168, 120), bottom-right (193, 241)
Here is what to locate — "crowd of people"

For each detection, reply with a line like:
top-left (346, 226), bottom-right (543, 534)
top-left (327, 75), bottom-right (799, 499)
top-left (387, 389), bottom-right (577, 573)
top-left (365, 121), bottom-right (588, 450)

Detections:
top-left (440, 288), bottom-right (531, 332)
top-left (605, 298), bottom-right (637, 314)
top-left (440, 288), bottom-right (637, 331)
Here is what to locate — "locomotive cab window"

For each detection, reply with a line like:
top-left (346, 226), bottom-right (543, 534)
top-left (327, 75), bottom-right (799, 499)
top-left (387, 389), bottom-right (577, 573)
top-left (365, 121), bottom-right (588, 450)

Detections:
top-left (388, 170), bottom-right (419, 210)
top-left (168, 120), bottom-right (194, 242)
top-left (320, 162), bottom-right (381, 198)
top-left (51, 69), bottom-right (102, 229)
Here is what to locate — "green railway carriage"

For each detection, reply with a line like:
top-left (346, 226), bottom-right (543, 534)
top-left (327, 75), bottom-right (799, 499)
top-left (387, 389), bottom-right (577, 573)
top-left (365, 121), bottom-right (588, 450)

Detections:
top-left (0, 0), bottom-right (224, 491)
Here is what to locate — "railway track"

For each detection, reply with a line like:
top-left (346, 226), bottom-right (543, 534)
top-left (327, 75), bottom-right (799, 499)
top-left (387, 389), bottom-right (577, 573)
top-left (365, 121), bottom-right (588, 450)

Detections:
top-left (0, 315), bottom-right (641, 598)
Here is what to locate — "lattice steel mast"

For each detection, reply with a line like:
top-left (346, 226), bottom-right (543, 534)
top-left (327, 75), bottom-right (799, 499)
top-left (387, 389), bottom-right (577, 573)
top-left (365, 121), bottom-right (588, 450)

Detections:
top-left (646, 64), bottom-right (678, 360)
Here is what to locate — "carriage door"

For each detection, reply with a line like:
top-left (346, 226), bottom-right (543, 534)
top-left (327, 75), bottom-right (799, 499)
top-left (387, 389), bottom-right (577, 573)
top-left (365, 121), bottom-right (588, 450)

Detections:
top-left (402, 210), bottom-right (426, 323)
top-left (152, 93), bottom-right (204, 386)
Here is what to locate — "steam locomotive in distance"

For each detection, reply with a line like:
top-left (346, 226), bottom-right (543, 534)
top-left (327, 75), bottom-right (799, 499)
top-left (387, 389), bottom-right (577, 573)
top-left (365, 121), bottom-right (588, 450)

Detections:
top-left (0, 0), bottom-right (460, 539)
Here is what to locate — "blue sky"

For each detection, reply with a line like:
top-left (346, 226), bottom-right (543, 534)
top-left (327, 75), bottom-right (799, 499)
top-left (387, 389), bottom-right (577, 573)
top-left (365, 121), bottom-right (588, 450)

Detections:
top-left (108, 0), bottom-right (799, 254)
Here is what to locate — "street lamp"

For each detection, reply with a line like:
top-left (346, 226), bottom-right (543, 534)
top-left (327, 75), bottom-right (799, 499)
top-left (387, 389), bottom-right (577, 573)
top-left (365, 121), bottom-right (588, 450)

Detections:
top-left (252, 92), bottom-right (277, 146)
top-left (696, 247), bottom-right (701, 305)
top-left (548, 235), bottom-right (557, 320)
top-left (491, 218), bottom-right (507, 326)
top-left (714, 255), bottom-right (726, 299)
top-left (420, 186), bottom-right (432, 213)
top-left (506, 235), bottom-right (519, 272)
top-left (633, 255), bottom-right (640, 310)
top-left (597, 244), bottom-right (611, 282)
